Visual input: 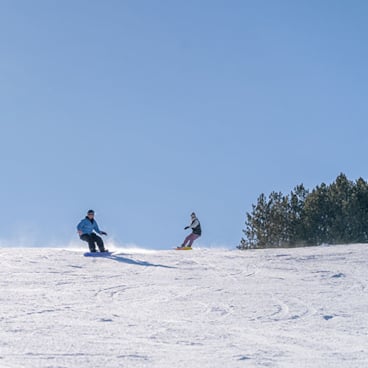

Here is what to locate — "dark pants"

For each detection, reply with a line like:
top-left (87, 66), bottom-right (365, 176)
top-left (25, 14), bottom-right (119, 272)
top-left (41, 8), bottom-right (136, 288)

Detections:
top-left (80, 233), bottom-right (105, 252)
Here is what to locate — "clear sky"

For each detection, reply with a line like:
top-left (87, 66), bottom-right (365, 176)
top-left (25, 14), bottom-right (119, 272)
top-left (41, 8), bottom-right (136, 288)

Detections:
top-left (1, 0), bottom-right (367, 249)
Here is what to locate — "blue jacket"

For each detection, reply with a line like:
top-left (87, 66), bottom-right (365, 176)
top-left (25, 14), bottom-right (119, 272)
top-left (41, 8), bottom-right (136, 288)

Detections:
top-left (77, 217), bottom-right (102, 235)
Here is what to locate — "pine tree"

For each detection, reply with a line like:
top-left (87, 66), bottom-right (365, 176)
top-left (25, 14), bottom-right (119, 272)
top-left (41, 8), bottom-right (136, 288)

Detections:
top-left (289, 184), bottom-right (309, 245)
top-left (239, 193), bottom-right (268, 249)
top-left (239, 174), bottom-right (368, 249)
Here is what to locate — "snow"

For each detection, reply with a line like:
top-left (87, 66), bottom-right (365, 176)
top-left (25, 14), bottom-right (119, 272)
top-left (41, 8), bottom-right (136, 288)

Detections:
top-left (0, 244), bottom-right (367, 367)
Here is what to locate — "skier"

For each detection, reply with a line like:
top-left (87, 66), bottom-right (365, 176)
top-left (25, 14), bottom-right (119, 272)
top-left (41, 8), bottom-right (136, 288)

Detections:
top-left (180, 212), bottom-right (202, 248)
top-left (77, 210), bottom-right (108, 252)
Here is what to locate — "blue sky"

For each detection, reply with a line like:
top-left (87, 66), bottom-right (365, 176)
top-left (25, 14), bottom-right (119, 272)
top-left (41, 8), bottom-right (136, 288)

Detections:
top-left (1, 1), bottom-right (367, 249)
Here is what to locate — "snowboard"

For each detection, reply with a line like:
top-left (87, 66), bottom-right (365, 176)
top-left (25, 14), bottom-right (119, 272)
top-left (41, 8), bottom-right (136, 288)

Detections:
top-left (84, 251), bottom-right (113, 257)
top-left (174, 247), bottom-right (193, 251)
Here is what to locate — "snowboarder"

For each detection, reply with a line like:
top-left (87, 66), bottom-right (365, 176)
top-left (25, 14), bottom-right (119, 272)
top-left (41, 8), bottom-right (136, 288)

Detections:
top-left (180, 212), bottom-right (202, 248)
top-left (77, 210), bottom-right (108, 252)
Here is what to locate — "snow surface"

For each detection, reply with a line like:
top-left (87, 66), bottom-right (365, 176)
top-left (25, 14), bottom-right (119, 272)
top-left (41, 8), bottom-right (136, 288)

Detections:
top-left (0, 244), bottom-right (367, 368)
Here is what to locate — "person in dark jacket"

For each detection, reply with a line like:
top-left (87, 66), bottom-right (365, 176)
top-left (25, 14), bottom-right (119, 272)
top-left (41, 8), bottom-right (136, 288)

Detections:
top-left (180, 212), bottom-right (202, 248)
top-left (77, 210), bottom-right (108, 252)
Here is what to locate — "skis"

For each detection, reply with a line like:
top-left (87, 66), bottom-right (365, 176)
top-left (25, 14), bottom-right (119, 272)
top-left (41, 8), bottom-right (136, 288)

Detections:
top-left (174, 247), bottom-right (193, 251)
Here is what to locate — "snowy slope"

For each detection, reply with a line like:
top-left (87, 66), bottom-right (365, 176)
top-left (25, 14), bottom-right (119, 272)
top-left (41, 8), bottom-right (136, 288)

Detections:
top-left (0, 244), bottom-right (367, 368)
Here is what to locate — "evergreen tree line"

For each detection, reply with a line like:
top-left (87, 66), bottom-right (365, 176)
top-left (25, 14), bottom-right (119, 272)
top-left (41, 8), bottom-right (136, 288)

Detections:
top-left (238, 174), bottom-right (368, 249)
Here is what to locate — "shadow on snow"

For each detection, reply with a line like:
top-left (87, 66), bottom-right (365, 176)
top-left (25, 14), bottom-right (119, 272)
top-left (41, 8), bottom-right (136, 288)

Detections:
top-left (105, 253), bottom-right (176, 269)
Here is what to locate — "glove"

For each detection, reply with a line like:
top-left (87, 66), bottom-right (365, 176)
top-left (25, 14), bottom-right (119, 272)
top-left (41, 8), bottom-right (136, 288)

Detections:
top-left (184, 226), bottom-right (189, 230)
top-left (101, 231), bottom-right (108, 236)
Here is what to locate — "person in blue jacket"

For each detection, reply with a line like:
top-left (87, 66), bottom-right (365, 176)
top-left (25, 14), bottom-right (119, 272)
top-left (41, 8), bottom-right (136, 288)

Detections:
top-left (77, 210), bottom-right (108, 252)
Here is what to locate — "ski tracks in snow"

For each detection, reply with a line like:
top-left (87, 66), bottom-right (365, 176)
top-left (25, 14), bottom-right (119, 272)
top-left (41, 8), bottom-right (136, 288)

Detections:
top-left (0, 245), bottom-right (367, 367)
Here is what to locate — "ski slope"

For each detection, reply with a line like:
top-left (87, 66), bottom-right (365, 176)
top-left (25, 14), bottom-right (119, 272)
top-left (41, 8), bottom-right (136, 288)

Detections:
top-left (0, 244), bottom-right (367, 368)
